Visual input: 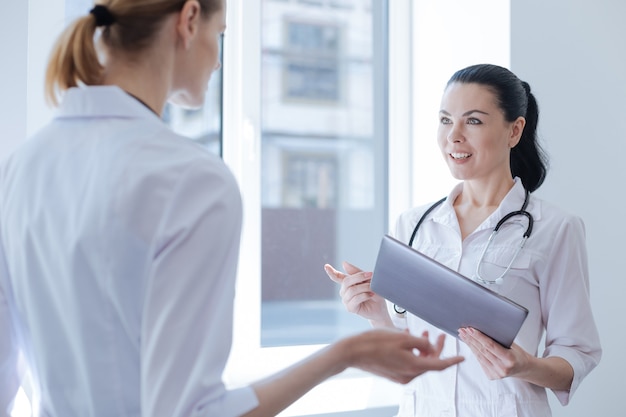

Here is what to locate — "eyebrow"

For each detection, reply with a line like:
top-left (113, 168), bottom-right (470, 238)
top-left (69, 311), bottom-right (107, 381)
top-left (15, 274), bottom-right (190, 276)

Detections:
top-left (439, 109), bottom-right (490, 117)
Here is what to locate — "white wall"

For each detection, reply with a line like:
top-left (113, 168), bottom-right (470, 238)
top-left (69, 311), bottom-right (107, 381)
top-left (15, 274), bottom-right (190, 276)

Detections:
top-left (411, 0), bottom-right (511, 207)
top-left (0, 0), bottom-right (66, 161)
top-left (0, 1), bottom-right (28, 158)
top-left (511, 0), bottom-right (626, 415)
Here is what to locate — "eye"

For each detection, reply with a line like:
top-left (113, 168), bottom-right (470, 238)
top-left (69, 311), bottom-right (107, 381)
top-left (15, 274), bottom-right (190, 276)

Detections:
top-left (440, 116), bottom-right (452, 125)
top-left (467, 118), bottom-right (482, 125)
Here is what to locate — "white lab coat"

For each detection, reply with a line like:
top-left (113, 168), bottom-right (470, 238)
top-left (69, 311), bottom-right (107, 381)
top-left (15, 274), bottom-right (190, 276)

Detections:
top-left (390, 179), bottom-right (602, 417)
top-left (0, 86), bottom-right (259, 417)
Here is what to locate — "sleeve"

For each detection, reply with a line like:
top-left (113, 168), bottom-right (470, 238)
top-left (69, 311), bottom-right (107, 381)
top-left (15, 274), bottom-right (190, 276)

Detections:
top-left (539, 216), bottom-right (602, 405)
top-left (140, 161), bottom-right (258, 417)
top-left (0, 241), bottom-right (22, 417)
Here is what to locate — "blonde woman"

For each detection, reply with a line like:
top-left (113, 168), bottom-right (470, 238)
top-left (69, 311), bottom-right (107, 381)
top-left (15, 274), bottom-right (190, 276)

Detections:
top-left (0, 2), bottom-right (463, 417)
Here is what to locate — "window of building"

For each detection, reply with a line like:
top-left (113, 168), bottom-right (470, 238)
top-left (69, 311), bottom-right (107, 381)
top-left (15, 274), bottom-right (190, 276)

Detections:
top-left (258, 0), bottom-right (386, 348)
top-left (282, 20), bottom-right (341, 103)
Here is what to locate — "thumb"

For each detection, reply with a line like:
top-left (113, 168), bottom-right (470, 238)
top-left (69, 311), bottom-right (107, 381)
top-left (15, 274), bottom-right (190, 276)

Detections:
top-left (324, 264), bottom-right (345, 284)
top-left (342, 261), bottom-right (364, 275)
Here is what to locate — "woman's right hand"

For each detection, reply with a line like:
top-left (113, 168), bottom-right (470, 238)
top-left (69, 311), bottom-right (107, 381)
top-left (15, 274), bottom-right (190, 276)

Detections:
top-left (324, 261), bottom-right (392, 327)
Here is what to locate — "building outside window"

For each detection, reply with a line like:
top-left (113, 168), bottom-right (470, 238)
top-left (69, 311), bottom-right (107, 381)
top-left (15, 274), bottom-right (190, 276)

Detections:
top-left (260, 0), bottom-right (386, 347)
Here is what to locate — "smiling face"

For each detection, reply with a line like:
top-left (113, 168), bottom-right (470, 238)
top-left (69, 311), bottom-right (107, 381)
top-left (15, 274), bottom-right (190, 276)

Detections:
top-left (437, 82), bottom-right (525, 185)
top-left (170, 0), bottom-right (226, 108)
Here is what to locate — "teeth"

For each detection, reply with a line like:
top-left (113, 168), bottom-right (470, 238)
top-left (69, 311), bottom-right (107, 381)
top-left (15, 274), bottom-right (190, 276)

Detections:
top-left (451, 153), bottom-right (471, 159)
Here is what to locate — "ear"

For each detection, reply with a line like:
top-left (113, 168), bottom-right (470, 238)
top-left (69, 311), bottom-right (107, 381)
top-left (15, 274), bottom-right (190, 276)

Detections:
top-left (509, 116), bottom-right (526, 148)
top-left (176, 0), bottom-right (202, 49)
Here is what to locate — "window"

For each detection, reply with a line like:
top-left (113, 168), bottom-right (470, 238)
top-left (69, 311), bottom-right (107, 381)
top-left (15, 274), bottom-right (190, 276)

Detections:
top-left (282, 20), bottom-right (341, 103)
top-left (259, 0), bottom-right (386, 348)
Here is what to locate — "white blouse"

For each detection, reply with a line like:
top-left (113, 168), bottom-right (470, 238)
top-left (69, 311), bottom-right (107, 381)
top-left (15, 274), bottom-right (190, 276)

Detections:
top-left (0, 86), bottom-right (258, 417)
top-left (390, 179), bottom-right (601, 417)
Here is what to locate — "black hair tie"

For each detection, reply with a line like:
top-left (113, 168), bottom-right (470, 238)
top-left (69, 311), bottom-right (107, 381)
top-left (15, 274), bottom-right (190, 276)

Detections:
top-left (90, 5), bottom-right (116, 27)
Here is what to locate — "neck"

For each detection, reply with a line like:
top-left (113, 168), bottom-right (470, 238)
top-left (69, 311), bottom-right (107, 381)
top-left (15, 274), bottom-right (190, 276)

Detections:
top-left (455, 177), bottom-right (516, 209)
top-left (101, 61), bottom-right (171, 116)
top-left (99, 19), bottom-right (176, 117)
top-left (453, 177), bottom-right (516, 240)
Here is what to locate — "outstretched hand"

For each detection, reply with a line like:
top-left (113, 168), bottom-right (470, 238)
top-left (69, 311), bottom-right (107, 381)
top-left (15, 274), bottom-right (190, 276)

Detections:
top-left (345, 328), bottom-right (464, 384)
top-left (324, 261), bottom-right (389, 324)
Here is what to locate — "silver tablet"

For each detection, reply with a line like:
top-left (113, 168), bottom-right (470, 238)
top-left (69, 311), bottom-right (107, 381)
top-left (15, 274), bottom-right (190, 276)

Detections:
top-left (371, 235), bottom-right (528, 348)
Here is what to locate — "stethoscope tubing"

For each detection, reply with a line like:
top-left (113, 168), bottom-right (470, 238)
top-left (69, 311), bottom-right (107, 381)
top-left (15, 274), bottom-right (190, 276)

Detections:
top-left (394, 189), bottom-right (533, 315)
top-left (407, 188), bottom-right (533, 286)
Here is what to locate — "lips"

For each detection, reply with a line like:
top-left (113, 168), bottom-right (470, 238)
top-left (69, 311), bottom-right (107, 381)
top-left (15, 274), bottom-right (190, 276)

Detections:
top-left (450, 152), bottom-right (472, 159)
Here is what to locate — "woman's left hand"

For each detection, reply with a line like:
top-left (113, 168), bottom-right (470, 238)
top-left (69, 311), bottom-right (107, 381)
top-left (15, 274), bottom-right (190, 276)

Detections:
top-left (458, 327), bottom-right (532, 380)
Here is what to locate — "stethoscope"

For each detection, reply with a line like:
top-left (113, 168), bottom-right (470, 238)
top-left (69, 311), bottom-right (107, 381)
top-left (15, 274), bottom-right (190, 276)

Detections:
top-left (410, 188), bottom-right (534, 285)
top-left (394, 188), bottom-right (534, 316)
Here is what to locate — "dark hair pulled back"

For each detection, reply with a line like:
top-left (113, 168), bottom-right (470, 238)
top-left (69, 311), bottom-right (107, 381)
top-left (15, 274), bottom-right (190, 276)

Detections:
top-left (447, 64), bottom-right (548, 192)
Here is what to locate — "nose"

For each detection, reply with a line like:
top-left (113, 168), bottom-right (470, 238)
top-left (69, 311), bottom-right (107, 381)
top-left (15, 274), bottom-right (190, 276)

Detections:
top-left (215, 60), bottom-right (222, 71)
top-left (447, 123), bottom-right (465, 143)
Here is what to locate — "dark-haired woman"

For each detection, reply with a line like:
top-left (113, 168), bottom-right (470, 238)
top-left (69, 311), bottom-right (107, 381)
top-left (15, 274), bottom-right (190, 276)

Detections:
top-left (326, 64), bottom-right (601, 417)
top-left (0, 1), bottom-right (464, 417)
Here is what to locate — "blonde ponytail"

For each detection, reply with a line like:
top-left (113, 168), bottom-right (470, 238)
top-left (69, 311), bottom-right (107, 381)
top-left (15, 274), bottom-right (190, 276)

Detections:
top-left (45, 15), bottom-right (104, 106)
top-left (44, 0), bottom-right (224, 106)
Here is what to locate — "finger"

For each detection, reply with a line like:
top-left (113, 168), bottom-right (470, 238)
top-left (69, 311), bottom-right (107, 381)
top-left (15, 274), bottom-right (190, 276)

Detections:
top-left (324, 264), bottom-right (346, 283)
top-left (459, 329), bottom-right (500, 372)
top-left (342, 271), bottom-right (372, 289)
top-left (344, 291), bottom-right (378, 313)
top-left (401, 354), bottom-right (465, 377)
top-left (342, 261), bottom-right (364, 275)
top-left (404, 335), bottom-right (436, 356)
top-left (422, 355), bottom-right (465, 370)
top-left (459, 329), bottom-right (486, 356)
top-left (459, 327), bottom-right (486, 349)
top-left (461, 328), bottom-right (502, 360)
top-left (433, 333), bottom-right (446, 356)
top-left (341, 280), bottom-right (374, 299)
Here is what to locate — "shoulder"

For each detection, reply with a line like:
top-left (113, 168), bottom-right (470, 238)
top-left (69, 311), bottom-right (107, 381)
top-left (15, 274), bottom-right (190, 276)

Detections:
top-left (530, 194), bottom-right (586, 237)
top-left (393, 199), bottom-right (446, 241)
top-left (115, 132), bottom-right (241, 243)
top-left (128, 128), bottom-right (236, 186)
top-left (396, 203), bottom-right (435, 225)
top-left (109, 126), bottom-right (241, 221)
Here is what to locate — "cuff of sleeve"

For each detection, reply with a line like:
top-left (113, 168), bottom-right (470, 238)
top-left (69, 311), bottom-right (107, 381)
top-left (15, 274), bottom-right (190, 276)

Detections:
top-left (543, 347), bottom-right (584, 406)
top-left (195, 385), bottom-right (259, 417)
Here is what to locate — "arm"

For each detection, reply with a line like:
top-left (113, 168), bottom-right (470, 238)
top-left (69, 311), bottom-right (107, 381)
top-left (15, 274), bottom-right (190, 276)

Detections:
top-left (242, 330), bottom-right (463, 417)
top-left (538, 216), bottom-right (601, 403)
top-left (141, 160), bottom-right (258, 417)
top-left (141, 161), bottom-right (463, 417)
top-left (459, 215), bottom-right (601, 399)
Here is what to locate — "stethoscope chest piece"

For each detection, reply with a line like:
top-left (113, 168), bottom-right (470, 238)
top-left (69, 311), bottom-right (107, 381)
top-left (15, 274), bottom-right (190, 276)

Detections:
top-left (393, 304), bottom-right (407, 316)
